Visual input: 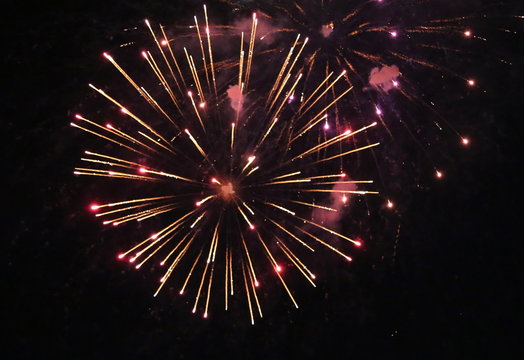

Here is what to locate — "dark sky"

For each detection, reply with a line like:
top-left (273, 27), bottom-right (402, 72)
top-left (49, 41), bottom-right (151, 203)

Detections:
top-left (4, 0), bottom-right (523, 358)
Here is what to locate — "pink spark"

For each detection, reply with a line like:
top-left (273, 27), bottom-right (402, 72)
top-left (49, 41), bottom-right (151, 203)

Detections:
top-left (436, 170), bottom-right (443, 178)
top-left (324, 122), bottom-right (330, 130)
top-left (199, 102), bottom-right (206, 108)
top-left (375, 107), bottom-right (382, 115)
top-left (467, 79), bottom-right (475, 86)
top-left (90, 204), bottom-right (99, 211)
top-left (139, 167), bottom-right (147, 173)
top-left (161, 39), bottom-right (168, 46)
top-left (117, 253), bottom-right (125, 260)
top-left (464, 30), bottom-right (472, 37)
top-left (276, 265), bottom-right (282, 272)
top-left (462, 137), bottom-right (470, 145)
top-left (354, 240), bottom-right (363, 247)
top-left (389, 31), bottom-right (397, 38)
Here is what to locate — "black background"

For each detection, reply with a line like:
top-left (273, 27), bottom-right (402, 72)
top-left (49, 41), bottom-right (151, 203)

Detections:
top-left (4, 0), bottom-right (523, 358)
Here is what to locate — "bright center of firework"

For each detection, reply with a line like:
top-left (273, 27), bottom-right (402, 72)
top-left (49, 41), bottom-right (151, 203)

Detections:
top-left (220, 182), bottom-right (235, 200)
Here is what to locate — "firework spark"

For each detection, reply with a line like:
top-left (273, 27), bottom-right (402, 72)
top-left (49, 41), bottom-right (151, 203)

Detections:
top-left (73, 8), bottom-right (378, 323)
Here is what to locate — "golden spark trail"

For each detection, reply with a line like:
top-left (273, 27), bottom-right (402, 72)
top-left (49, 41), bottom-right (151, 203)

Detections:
top-left (88, 84), bottom-right (173, 149)
top-left (291, 86), bottom-right (354, 142)
top-left (297, 71), bottom-right (347, 117)
top-left (187, 91), bottom-right (206, 131)
top-left (74, 115), bottom-right (157, 154)
top-left (257, 232), bottom-right (300, 309)
top-left (241, 259), bottom-right (255, 325)
top-left (270, 171), bottom-right (301, 181)
top-left (256, 117), bottom-right (278, 148)
top-left (145, 19), bottom-right (185, 96)
top-left (184, 129), bottom-right (207, 158)
top-left (296, 71), bottom-right (334, 114)
top-left (153, 234), bottom-right (196, 296)
top-left (193, 15), bottom-right (211, 92)
top-left (244, 13), bottom-right (258, 92)
top-left (266, 34), bottom-right (301, 106)
top-left (240, 232), bottom-right (259, 287)
top-left (294, 226), bottom-right (353, 261)
top-left (203, 5), bottom-right (218, 98)
top-left (266, 217), bottom-right (314, 252)
top-left (295, 215), bottom-right (362, 246)
top-left (160, 232), bottom-right (195, 266)
top-left (159, 25), bottom-right (187, 89)
top-left (142, 51), bottom-right (183, 116)
top-left (288, 200), bottom-right (337, 212)
top-left (183, 47), bottom-right (206, 104)
top-left (267, 37), bottom-right (308, 113)
top-left (179, 249), bottom-right (204, 296)
top-left (70, 122), bottom-right (148, 157)
top-left (276, 239), bottom-right (316, 286)
top-left (310, 143), bottom-right (380, 165)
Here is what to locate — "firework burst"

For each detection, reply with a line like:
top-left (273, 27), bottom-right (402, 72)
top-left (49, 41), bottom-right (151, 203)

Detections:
top-left (73, 8), bottom-right (378, 323)
top-left (221, 0), bottom-right (497, 205)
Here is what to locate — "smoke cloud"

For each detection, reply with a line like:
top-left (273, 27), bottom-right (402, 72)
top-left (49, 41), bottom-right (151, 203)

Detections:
top-left (311, 177), bottom-right (357, 231)
top-left (369, 65), bottom-right (400, 92)
top-left (227, 84), bottom-right (244, 112)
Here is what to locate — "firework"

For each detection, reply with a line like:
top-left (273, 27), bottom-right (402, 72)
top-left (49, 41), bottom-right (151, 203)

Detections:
top-left (220, 0), bottom-right (495, 207)
top-left (73, 8), bottom-right (379, 323)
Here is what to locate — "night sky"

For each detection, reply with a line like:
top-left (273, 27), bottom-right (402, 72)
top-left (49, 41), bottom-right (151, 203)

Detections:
top-left (4, 0), bottom-right (523, 358)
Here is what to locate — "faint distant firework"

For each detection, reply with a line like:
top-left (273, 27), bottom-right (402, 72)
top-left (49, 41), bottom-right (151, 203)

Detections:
top-left (220, 0), bottom-right (514, 207)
